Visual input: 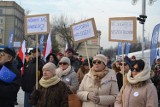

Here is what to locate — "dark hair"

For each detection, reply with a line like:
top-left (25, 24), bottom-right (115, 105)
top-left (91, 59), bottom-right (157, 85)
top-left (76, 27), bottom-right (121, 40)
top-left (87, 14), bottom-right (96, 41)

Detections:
top-left (132, 59), bottom-right (145, 71)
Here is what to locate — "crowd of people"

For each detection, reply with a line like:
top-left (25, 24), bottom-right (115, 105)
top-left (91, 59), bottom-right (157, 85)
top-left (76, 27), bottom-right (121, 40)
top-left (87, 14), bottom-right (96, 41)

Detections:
top-left (0, 46), bottom-right (159, 107)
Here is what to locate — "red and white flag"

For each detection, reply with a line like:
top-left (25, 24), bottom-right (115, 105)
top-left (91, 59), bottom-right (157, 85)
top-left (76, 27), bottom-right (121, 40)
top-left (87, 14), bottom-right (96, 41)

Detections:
top-left (43, 33), bottom-right (52, 61)
top-left (18, 40), bottom-right (26, 75)
top-left (18, 40), bottom-right (26, 64)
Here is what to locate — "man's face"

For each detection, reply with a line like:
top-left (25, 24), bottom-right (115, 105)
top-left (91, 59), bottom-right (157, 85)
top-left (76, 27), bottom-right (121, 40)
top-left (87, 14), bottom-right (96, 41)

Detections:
top-left (0, 52), bottom-right (12, 65)
top-left (65, 51), bottom-right (73, 57)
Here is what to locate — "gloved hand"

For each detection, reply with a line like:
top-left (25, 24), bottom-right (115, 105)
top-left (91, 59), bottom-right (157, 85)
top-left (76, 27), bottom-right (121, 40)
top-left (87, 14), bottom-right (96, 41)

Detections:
top-left (87, 92), bottom-right (100, 104)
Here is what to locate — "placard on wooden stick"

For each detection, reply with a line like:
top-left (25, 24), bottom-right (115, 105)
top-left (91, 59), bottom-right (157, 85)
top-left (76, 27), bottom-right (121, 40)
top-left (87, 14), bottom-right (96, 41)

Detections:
top-left (24, 14), bottom-right (50, 35)
top-left (70, 18), bottom-right (98, 42)
top-left (109, 17), bottom-right (137, 43)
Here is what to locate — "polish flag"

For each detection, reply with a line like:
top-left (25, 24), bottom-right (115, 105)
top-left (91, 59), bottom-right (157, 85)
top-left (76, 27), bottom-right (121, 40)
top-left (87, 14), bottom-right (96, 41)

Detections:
top-left (18, 40), bottom-right (26, 75)
top-left (43, 33), bottom-right (52, 61)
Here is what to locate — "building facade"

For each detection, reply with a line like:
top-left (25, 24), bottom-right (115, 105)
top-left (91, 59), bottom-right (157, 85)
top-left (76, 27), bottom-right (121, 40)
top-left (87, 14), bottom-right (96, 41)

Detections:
top-left (0, 1), bottom-right (24, 46)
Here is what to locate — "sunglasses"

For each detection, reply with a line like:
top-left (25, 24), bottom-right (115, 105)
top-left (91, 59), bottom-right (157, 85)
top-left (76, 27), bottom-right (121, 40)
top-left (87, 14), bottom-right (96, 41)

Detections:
top-left (59, 62), bottom-right (68, 65)
top-left (119, 63), bottom-right (127, 66)
top-left (93, 60), bottom-right (102, 64)
top-left (131, 67), bottom-right (141, 72)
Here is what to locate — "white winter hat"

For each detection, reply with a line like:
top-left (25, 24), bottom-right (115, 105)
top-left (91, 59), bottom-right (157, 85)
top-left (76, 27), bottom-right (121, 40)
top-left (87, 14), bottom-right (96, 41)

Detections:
top-left (43, 62), bottom-right (57, 74)
top-left (59, 57), bottom-right (70, 65)
top-left (93, 54), bottom-right (107, 65)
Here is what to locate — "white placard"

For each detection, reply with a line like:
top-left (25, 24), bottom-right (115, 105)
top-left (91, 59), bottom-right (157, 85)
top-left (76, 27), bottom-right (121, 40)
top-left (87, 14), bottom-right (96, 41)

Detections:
top-left (111, 20), bottom-right (133, 41)
top-left (109, 17), bottom-right (137, 43)
top-left (24, 14), bottom-right (49, 35)
top-left (71, 18), bottom-right (97, 42)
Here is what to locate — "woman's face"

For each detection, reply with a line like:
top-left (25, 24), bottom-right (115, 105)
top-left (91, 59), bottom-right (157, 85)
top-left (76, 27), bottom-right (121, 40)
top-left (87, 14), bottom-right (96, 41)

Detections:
top-left (49, 55), bottom-right (54, 62)
top-left (84, 64), bottom-right (90, 70)
top-left (59, 62), bottom-right (69, 70)
top-left (92, 60), bottom-right (105, 72)
top-left (43, 69), bottom-right (54, 80)
top-left (131, 64), bottom-right (141, 78)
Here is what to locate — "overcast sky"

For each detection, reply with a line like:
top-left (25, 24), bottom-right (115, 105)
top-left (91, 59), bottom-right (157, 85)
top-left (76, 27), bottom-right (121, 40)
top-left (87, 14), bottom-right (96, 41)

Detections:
top-left (4, 0), bottom-right (160, 49)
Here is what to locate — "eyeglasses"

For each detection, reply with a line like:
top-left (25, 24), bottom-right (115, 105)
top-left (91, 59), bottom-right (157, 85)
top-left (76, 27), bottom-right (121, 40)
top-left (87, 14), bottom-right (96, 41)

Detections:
top-left (119, 63), bottom-right (127, 66)
top-left (131, 67), bottom-right (141, 72)
top-left (93, 60), bottom-right (102, 64)
top-left (59, 62), bottom-right (68, 65)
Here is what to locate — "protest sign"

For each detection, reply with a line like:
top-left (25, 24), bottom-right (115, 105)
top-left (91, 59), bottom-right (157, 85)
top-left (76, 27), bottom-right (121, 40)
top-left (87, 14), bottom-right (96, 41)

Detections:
top-left (109, 17), bottom-right (137, 43)
top-left (70, 18), bottom-right (97, 42)
top-left (24, 14), bottom-right (50, 35)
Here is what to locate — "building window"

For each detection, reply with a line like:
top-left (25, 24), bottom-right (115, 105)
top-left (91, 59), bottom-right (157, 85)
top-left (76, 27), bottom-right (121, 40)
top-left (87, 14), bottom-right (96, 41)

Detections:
top-left (0, 9), bottom-right (3, 14)
top-left (0, 18), bottom-right (3, 24)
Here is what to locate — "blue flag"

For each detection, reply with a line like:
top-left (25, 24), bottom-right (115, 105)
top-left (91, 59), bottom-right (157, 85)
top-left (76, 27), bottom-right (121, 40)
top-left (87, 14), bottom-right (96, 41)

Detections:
top-left (0, 66), bottom-right (16, 83)
top-left (118, 42), bottom-right (122, 56)
top-left (150, 24), bottom-right (160, 66)
top-left (8, 29), bottom-right (14, 48)
top-left (39, 35), bottom-right (44, 53)
top-left (125, 42), bottom-right (131, 55)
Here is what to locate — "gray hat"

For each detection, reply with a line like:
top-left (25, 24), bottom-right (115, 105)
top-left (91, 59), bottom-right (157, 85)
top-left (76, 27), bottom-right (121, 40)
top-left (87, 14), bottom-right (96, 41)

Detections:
top-left (93, 54), bottom-right (107, 65)
top-left (43, 62), bottom-right (57, 74)
top-left (59, 57), bottom-right (70, 65)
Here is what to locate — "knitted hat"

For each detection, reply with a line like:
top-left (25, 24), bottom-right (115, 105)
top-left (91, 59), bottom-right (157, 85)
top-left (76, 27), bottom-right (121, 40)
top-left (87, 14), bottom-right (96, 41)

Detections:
top-left (59, 57), bottom-right (70, 65)
top-left (3, 47), bottom-right (16, 58)
top-left (93, 54), bottom-right (107, 65)
top-left (124, 56), bottom-right (132, 68)
top-left (42, 62), bottom-right (57, 74)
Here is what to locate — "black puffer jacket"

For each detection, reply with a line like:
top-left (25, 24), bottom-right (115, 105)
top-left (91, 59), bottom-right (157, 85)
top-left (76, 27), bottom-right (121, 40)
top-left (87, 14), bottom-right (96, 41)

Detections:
top-left (0, 62), bottom-right (21, 107)
top-left (21, 57), bottom-right (45, 93)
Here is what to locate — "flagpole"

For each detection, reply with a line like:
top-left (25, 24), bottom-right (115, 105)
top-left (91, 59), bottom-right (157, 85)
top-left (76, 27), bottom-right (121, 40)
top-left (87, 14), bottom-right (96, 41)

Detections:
top-left (84, 42), bottom-right (91, 69)
top-left (36, 34), bottom-right (39, 90)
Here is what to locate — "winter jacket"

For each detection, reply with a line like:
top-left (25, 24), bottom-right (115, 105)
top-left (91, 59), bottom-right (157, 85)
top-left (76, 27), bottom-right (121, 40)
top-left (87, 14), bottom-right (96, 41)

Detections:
top-left (0, 62), bottom-right (21, 107)
top-left (30, 81), bottom-right (68, 107)
top-left (115, 80), bottom-right (158, 107)
top-left (21, 57), bottom-right (45, 93)
top-left (115, 61), bottom-right (158, 107)
top-left (56, 66), bottom-right (79, 92)
top-left (77, 68), bottom-right (119, 107)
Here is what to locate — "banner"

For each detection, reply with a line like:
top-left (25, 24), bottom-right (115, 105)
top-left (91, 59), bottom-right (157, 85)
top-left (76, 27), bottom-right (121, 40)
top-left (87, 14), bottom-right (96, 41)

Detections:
top-left (150, 24), bottom-right (160, 66)
top-left (8, 29), bottom-right (14, 48)
top-left (117, 42), bottom-right (122, 56)
top-left (125, 42), bottom-right (131, 55)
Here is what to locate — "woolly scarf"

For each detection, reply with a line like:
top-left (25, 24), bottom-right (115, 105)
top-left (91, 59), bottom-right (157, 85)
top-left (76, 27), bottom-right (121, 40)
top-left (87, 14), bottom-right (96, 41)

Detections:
top-left (39, 75), bottom-right (60, 88)
top-left (56, 65), bottom-right (71, 78)
top-left (91, 68), bottom-right (108, 87)
top-left (127, 64), bottom-right (150, 84)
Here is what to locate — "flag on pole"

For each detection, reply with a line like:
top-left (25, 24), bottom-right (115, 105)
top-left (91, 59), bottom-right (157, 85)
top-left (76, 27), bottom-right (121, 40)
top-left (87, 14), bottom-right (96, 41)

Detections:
top-left (39, 35), bottom-right (44, 53)
top-left (43, 33), bottom-right (52, 61)
top-left (117, 42), bottom-right (122, 56)
top-left (0, 66), bottom-right (16, 83)
top-left (125, 42), bottom-right (131, 56)
top-left (150, 24), bottom-right (160, 66)
top-left (8, 29), bottom-right (14, 48)
top-left (18, 40), bottom-right (26, 75)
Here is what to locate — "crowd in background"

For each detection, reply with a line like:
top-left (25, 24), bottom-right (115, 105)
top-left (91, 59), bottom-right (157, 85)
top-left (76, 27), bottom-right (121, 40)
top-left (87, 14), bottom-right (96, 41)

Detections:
top-left (0, 46), bottom-right (159, 107)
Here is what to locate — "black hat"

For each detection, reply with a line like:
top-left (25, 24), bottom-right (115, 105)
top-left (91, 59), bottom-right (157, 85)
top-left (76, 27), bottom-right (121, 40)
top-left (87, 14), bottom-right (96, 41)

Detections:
top-left (124, 56), bottom-right (132, 68)
top-left (3, 47), bottom-right (16, 58)
top-left (66, 48), bottom-right (74, 53)
top-left (32, 48), bottom-right (40, 53)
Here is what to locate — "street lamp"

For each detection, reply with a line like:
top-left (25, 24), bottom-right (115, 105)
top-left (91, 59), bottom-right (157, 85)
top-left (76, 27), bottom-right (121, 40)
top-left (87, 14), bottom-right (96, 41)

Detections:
top-left (131, 0), bottom-right (157, 58)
